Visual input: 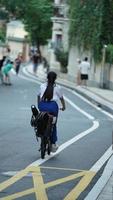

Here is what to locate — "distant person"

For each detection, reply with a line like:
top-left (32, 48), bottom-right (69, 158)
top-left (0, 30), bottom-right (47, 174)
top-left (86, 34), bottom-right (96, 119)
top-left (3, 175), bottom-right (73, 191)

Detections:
top-left (79, 57), bottom-right (90, 86)
top-left (0, 56), bottom-right (6, 84)
top-left (32, 52), bottom-right (41, 74)
top-left (2, 60), bottom-right (14, 85)
top-left (4, 46), bottom-right (11, 62)
top-left (29, 47), bottom-right (35, 61)
top-left (14, 53), bottom-right (23, 75)
top-left (76, 59), bottom-right (81, 85)
top-left (42, 57), bottom-right (50, 73)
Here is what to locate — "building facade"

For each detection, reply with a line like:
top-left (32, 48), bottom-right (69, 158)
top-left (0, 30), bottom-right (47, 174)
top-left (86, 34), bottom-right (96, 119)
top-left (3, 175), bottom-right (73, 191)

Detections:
top-left (50, 0), bottom-right (113, 89)
top-left (49, 0), bottom-right (69, 71)
top-left (6, 20), bottom-right (29, 61)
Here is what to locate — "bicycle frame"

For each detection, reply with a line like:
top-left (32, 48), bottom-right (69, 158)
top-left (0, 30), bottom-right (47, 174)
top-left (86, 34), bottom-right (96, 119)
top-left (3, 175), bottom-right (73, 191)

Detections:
top-left (31, 105), bottom-right (56, 159)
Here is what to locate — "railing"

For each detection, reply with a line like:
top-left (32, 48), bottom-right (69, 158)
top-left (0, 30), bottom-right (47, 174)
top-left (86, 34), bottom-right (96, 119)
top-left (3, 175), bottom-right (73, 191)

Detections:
top-left (54, 0), bottom-right (64, 5)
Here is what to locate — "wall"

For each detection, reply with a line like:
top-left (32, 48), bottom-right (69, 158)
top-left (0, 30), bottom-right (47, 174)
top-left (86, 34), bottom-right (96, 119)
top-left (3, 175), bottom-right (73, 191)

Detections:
top-left (108, 65), bottom-right (113, 90)
top-left (6, 20), bottom-right (29, 61)
top-left (67, 46), bottom-right (91, 82)
top-left (6, 38), bottom-right (29, 61)
top-left (67, 46), bottom-right (113, 89)
top-left (0, 44), bottom-right (7, 59)
top-left (6, 20), bottom-right (28, 39)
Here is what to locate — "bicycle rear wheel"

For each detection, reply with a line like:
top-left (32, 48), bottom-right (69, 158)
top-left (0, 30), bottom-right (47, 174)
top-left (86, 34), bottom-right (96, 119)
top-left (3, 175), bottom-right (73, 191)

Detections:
top-left (41, 137), bottom-right (46, 159)
top-left (47, 139), bottom-right (52, 155)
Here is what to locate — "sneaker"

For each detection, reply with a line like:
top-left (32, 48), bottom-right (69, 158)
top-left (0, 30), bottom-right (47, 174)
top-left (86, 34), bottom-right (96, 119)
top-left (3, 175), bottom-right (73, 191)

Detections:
top-left (51, 144), bottom-right (58, 153)
top-left (7, 83), bottom-right (12, 86)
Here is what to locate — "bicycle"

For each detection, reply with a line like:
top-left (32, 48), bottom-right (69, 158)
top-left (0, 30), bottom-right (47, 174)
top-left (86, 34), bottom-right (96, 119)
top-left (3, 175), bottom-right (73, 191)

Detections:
top-left (30, 105), bottom-right (56, 159)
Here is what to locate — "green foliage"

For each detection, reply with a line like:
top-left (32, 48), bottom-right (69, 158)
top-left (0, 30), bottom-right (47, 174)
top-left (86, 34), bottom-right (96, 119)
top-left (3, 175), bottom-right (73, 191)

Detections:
top-left (0, 9), bottom-right (8, 20)
top-left (106, 45), bottom-right (113, 64)
top-left (0, 29), bottom-right (6, 42)
top-left (0, 0), bottom-right (28, 18)
top-left (55, 48), bottom-right (68, 72)
top-left (23, 0), bottom-right (53, 47)
top-left (68, 0), bottom-right (113, 63)
top-left (0, 0), bottom-right (53, 47)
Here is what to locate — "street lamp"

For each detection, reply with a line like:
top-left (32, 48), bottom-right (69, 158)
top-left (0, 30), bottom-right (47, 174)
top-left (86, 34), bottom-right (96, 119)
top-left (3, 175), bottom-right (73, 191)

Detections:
top-left (100, 44), bottom-right (107, 88)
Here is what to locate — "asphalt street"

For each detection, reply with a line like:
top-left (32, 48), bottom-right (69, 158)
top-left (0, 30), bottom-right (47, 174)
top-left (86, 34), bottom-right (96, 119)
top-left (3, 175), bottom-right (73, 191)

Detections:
top-left (0, 69), bottom-right (113, 200)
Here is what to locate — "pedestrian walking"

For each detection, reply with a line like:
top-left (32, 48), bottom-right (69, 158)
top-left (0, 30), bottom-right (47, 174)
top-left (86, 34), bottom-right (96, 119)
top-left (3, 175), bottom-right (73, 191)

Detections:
top-left (14, 53), bottom-right (23, 75)
top-left (42, 57), bottom-right (50, 73)
top-left (0, 56), bottom-right (6, 84)
top-left (76, 59), bottom-right (81, 85)
top-left (2, 60), bottom-right (14, 85)
top-left (32, 51), bottom-right (41, 74)
top-left (79, 57), bottom-right (90, 86)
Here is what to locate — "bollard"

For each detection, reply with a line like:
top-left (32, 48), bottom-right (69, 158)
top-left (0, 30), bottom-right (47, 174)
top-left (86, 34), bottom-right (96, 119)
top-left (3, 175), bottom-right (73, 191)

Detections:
top-left (112, 131), bottom-right (113, 151)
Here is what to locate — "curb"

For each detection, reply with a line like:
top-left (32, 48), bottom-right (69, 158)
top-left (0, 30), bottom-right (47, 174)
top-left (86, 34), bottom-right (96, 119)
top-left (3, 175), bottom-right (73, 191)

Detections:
top-left (24, 64), bottom-right (113, 200)
top-left (25, 64), bottom-right (113, 115)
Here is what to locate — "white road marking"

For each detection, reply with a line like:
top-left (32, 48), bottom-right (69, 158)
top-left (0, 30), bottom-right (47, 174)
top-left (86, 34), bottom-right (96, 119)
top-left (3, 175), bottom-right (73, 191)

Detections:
top-left (29, 120), bottom-right (99, 167)
top-left (101, 109), bottom-right (113, 119)
top-left (21, 67), bottom-right (46, 83)
top-left (71, 90), bottom-right (102, 110)
top-left (70, 89), bottom-right (113, 119)
top-left (64, 96), bottom-right (95, 120)
top-left (22, 67), bottom-right (113, 120)
top-left (18, 68), bottom-right (113, 198)
top-left (90, 146), bottom-right (112, 172)
top-left (18, 74), bottom-right (41, 84)
top-left (20, 70), bottom-right (112, 171)
top-left (85, 153), bottom-right (113, 200)
top-left (23, 67), bottom-right (39, 80)
top-left (2, 171), bottom-right (45, 177)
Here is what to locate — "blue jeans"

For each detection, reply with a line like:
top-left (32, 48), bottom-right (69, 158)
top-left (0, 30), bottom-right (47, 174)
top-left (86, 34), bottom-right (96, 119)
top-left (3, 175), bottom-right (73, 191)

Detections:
top-left (38, 101), bottom-right (58, 144)
top-left (33, 63), bottom-right (38, 73)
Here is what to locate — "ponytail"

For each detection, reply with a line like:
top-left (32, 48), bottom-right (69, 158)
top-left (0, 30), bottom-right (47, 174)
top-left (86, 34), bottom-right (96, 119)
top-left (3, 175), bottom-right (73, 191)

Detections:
top-left (42, 71), bottom-right (57, 101)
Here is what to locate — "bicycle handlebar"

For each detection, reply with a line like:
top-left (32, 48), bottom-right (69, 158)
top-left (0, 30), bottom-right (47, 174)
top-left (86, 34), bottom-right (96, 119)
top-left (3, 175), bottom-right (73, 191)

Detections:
top-left (59, 107), bottom-right (65, 111)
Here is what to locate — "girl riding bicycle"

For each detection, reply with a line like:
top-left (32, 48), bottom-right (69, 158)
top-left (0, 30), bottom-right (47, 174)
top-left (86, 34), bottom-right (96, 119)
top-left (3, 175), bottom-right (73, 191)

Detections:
top-left (37, 71), bottom-right (66, 152)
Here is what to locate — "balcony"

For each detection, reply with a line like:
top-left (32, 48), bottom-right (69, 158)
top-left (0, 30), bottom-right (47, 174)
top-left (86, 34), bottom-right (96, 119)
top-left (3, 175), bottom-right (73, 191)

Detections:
top-left (54, 0), bottom-right (65, 6)
top-left (54, 6), bottom-right (64, 18)
top-left (51, 16), bottom-right (69, 24)
top-left (51, 0), bottom-right (69, 24)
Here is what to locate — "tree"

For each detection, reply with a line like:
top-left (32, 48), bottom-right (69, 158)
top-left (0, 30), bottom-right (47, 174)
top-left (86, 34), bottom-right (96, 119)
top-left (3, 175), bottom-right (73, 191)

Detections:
top-left (0, 0), bottom-right (28, 18)
top-left (68, 0), bottom-right (113, 63)
top-left (23, 0), bottom-right (53, 51)
top-left (0, 29), bottom-right (6, 42)
top-left (0, 0), bottom-right (53, 51)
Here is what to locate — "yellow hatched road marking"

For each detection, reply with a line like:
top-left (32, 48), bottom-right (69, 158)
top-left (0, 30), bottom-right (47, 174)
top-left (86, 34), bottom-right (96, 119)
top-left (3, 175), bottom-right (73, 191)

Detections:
top-left (41, 166), bottom-right (89, 172)
top-left (0, 188), bottom-right (35, 200)
top-left (0, 166), bottom-right (96, 200)
top-left (0, 168), bottom-right (29, 192)
top-left (64, 171), bottom-right (95, 200)
top-left (32, 166), bottom-right (48, 200)
top-left (45, 171), bottom-right (85, 188)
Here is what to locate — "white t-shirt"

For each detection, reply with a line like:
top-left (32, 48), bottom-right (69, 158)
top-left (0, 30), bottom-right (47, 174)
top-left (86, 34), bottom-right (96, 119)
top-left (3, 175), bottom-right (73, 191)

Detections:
top-left (38, 82), bottom-right (63, 101)
top-left (79, 61), bottom-right (90, 75)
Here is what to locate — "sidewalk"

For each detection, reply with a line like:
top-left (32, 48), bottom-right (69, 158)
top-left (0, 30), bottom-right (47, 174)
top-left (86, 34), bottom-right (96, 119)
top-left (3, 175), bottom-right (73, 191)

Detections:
top-left (26, 63), bottom-right (113, 114)
top-left (26, 63), bottom-right (113, 200)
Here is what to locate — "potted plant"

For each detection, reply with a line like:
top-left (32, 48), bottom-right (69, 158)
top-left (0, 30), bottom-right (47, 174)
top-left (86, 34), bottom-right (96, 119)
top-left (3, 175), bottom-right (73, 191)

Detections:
top-left (55, 48), bottom-right (68, 73)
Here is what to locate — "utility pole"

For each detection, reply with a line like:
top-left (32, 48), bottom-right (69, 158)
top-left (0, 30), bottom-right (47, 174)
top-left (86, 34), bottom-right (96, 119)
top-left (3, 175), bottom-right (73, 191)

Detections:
top-left (112, 131), bottom-right (113, 151)
top-left (100, 45), bottom-right (107, 88)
